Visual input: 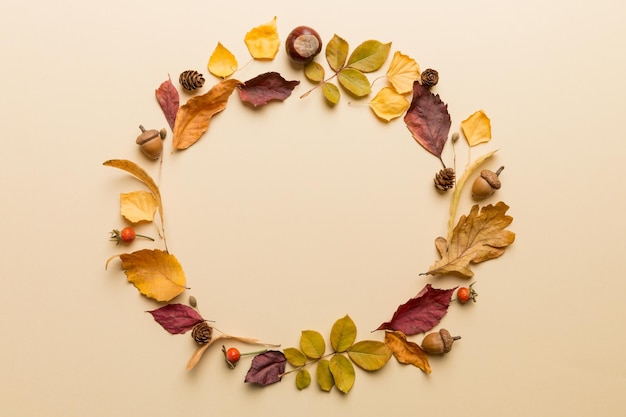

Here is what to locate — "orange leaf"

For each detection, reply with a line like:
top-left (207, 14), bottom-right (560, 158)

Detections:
top-left (384, 331), bottom-right (431, 374)
top-left (461, 110), bottom-right (492, 146)
top-left (172, 79), bottom-right (240, 150)
top-left (244, 16), bottom-right (280, 59)
top-left (119, 249), bottom-right (186, 302)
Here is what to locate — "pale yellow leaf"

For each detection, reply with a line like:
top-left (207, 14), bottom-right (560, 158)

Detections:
top-left (386, 51), bottom-right (420, 94)
top-left (369, 87), bottom-right (410, 121)
top-left (322, 82), bottom-right (340, 104)
top-left (461, 110), bottom-right (492, 146)
top-left (244, 16), bottom-right (280, 59)
top-left (120, 190), bottom-right (157, 223)
top-left (119, 249), bottom-right (186, 302)
top-left (208, 42), bottom-right (238, 78)
top-left (304, 61), bottom-right (325, 83)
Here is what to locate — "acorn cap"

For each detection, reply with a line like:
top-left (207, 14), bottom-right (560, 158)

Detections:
top-left (480, 169), bottom-right (502, 190)
top-left (136, 125), bottom-right (160, 145)
top-left (439, 329), bottom-right (461, 353)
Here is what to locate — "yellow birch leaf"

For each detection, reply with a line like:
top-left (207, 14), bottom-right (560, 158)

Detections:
top-left (384, 331), bottom-right (431, 374)
top-left (461, 110), bottom-right (492, 146)
top-left (329, 354), bottom-right (355, 393)
top-left (208, 42), bottom-right (238, 78)
top-left (119, 249), bottom-right (186, 302)
top-left (304, 61), bottom-right (325, 83)
top-left (296, 369), bottom-right (312, 390)
top-left (120, 190), bottom-right (157, 223)
top-left (322, 82), bottom-right (340, 104)
top-left (337, 68), bottom-right (371, 97)
top-left (386, 51), bottom-right (420, 94)
top-left (244, 16), bottom-right (280, 59)
top-left (347, 340), bottom-right (392, 371)
top-left (369, 87), bottom-right (410, 121)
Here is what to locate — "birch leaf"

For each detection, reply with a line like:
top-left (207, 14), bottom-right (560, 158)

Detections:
top-left (347, 341), bottom-right (392, 371)
top-left (244, 16), bottom-right (280, 59)
top-left (384, 331), bottom-right (431, 374)
top-left (172, 79), bottom-right (239, 150)
top-left (326, 34), bottom-right (349, 72)
top-left (347, 40), bottom-right (391, 73)
top-left (208, 42), bottom-right (238, 78)
top-left (323, 82), bottom-right (340, 104)
top-left (428, 202), bottom-right (516, 278)
top-left (370, 87), bottom-right (410, 121)
top-left (155, 75), bottom-right (179, 131)
top-left (119, 249), bottom-right (186, 302)
top-left (329, 354), bottom-right (355, 393)
top-left (304, 61), bottom-right (325, 83)
top-left (330, 315), bottom-right (357, 353)
top-left (461, 110), bottom-right (492, 146)
top-left (316, 359), bottom-right (334, 392)
top-left (338, 68), bottom-right (371, 97)
top-left (120, 190), bottom-right (157, 223)
top-left (386, 51), bottom-right (421, 94)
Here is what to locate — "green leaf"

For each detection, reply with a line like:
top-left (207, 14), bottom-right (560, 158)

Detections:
top-left (329, 354), bottom-right (355, 394)
top-left (296, 369), bottom-right (312, 390)
top-left (316, 359), bottom-right (334, 392)
top-left (284, 347), bottom-right (307, 367)
top-left (326, 34), bottom-right (349, 72)
top-left (330, 315), bottom-right (357, 353)
top-left (300, 330), bottom-right (326, 359)
top-left (347, 340), bottom-right (392, 371)
top-left (338, 68), bottom-right (371, 97)
top-left (304, 61), bottom-right (325, 83)
top-left (347, 40), bottom-right (391, 73)
top-left (322, 82), bottom-right (340, 104)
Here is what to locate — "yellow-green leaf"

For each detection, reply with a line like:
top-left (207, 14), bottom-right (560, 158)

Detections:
top-left (347, 40), bottom-right (391, 73)
top-left (461, 110), bottom-right (492, 146)
top-left (369, 87), bottom-right (410, 121)
top-left (322, 82), bottom-right (340, 104)
top-left (284, 347), bottom-right (307, 367)
top-left (384, 331), bottom-right (431, 374)
top-left (330, 315), bottom-right (357, 353)
top-left (386, 51), bottom-right (420, 94)
top-left (347, 340), bottom-right (392, 371)
top-left (120, 190), bottom-right (157, 223)
top-left (329, 354), bottom-right (355, 394)
top-left (338, 68), bottom-right (371, 97)
top-left (304, 61), bottom-right (325, 83)
top-left (119, 249), bottom-right (186, 302)
top-left (316, 359), bottom-right (334, 392)
top-left (326, 34), bottom-right (349, 72)
top-left (300, 330), bottom-right (325, 359)
top-left (296, 369), bottom-right (311, 390)
top-left (244, 16), bottom-right (280, 59)
top-left (208, 42), bottom-right (238, 78)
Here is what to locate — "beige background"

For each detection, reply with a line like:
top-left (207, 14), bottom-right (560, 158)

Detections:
top-left (1, 0), bottom-right (625, 415)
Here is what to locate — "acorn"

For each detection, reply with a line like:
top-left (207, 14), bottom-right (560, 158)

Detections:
top-left (136, 125), bottom-right (164, 160)
top-left (471, 166), bottom-right (504, 200)
top-left (421, 329), bottom-right (461, 355)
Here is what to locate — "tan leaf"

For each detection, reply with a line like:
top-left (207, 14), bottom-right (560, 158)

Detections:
top-left (120, 190), bottom-right (157, 223)
top-left (244, 16), bottom-right (280, 59)
top-left (386, 51), bottom-right (420, 94)
top-left (428, 202), bottom-right (515, 278)
top-left (369, 87), bottom-right (409, 121)
top-left (384, 331), bottom-right (431, 374)
top-left (119, 249), bottom-right (186, 302)
top-left (208, 42), bottom-right (238, 78)
top-left (461, 110), bottom-right (492, 146)
top-left (172, 79), bottom-right (239, 150)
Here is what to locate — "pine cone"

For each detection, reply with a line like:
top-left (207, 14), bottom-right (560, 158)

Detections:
top-left (434, 167), bottom-right (455, 191)
top-left (191, 321), bottom-right (213, 344)
top-left (421, 68), bottom-right (439, 89)
top-left (179, 70), bottom-right (205, 91)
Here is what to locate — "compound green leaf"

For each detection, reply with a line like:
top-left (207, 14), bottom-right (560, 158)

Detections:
top-left (316, 359), bottom-right (334, 392)
top-left (347, 340), bottom-right (392, 371)
top-left (304, 61), bottom-right (325, 83)
top-left (300, 330), bottom-right (325, 359)
top-left (284, 347), bottom-right (307, 367)
top-left (330, 315), bottom-right (357, 353)
top-left (326, 34), bottom-right (349, 72)
top-left (329, 354), bottom-right (355, 394)
top-left (338, 68), bottom-right (371, 97)
top-left (347, 40), bottom-right (391, 73)
top-left (322, 82), bottom-right (340, 104)
top-left (296, 369), bottom-right (311, 390)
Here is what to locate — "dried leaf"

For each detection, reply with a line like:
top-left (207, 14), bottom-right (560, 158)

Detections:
top-left (120, 190), bottom-right (157, 223)
top-left (386, 51), bottom-right (420, 94)
top-left (296, 369), bottom-right (312, 390)
top-left (347, 341), bottom-right (391, 371)
top-left (376, 284), bottom-right (456, 335)
top-left (326, 34), bottom-right (349, 72)
top-left (370, 87), bottom-right (410, 121)
top-left (330, 315), bottom-right (357, 353)
top-left (338, 68), bottom-right (371, 97)
top-left (119, 249), bottom-right (186, 302)
top-left (428, 202), bottom-right (515, 278)
top-left (284, 347), bottom-right (307, 367)
top-left (347, 40), bottom-right (391, 73)
top-left (384, 331), bottom-right (431, 374)
top-left (304, 61), bottom-right (325, 83)
top-left (172, 79), bottom-right (239, 150)
top-left (237, 72), bottom-right (299, 107)
top-left (461, 110), bottom-right (492, 146)
top-left (322, 82), bottom-right (340, 104)
top-left (300, 330), bottom-right (325, 359)
top-left (316, 359), bottom-right (334, 392)
top-left (244, 350), bottom-right (286, 386)
top-left (147, 303), bottom-right (204, 334)
top-left (404, 81), bottom-right (451, 159)
top-left (155, 75), bottom-right (179, 131)
top-left (244, 16), bottom-right (280, 60)
top-left (208, 42), bottom-right (238, 78)
top-left (329, 354), bottom-right (355, 393)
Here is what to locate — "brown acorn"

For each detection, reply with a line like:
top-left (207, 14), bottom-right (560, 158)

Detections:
top-left (471, 166), bottom-right (504, 200)
top-left (136, 125), bottom-right (164, 160)
top-left (421, 329), bottom-right (461, 355)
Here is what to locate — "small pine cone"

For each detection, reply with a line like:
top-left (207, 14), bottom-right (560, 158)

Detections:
top-left (421, 68), bottom-right (439, 89)
top-left (179, 70), bottom-right (205, 91)
top-left (191, 321), bottom-right (213, 345)
top-left (434, 167), bottom-right (455, 191)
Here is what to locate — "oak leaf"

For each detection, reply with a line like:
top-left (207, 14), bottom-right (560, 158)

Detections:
top-left (120, 190), bottom-right (157, 223)
top-left (370, 87), bottom-right (410, 121)
top-left (119, 249), bottom-right (186, 302)
top-left (147, 303), bottom-right (204, 334)
top-left (155, 75), bottom-right (179, 131)
top-left (461, 110), bottom-right (492, 146)
top-left (244, 350), bottom-right (286, 386)
top-left (237, 72), bottom-right (299, 106)
top-left (384, 331), bottom-right (431, 374)
top-left (244, 16), bottom-right (280, 60)
top-left (386, 51), bottom-right (420, 94)
top-left (172, 79), bottom-right (239, 150)
top-left (208, 42), bottom-right (238, 78)
top-left (427, 202), bottom-right (515, 278)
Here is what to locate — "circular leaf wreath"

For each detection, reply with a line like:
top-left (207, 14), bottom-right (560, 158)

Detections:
top-left (104, 17), bottom-right (515, 394)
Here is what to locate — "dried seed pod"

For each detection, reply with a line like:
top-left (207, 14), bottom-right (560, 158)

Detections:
top-left (434, 167), bottom-right (456, 191)
top-left (179, 70), bottom-right (205, 91)
top-left (136, 125), bottom-right (164, 160)
top-left (421, 329), bottom-right (461, 355)
top-left (421, 68), bottom-right (439, 89)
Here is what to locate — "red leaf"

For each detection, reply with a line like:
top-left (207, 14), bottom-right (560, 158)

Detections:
top-left (403, 81), bottom-right (451, 159)
top-left (147, 303), bottom-right (204, 334)
top-left (237, 72), bottom-right (300, 107)
top-left (376, 284), bottom-right (456, 335)
top-left (244, 350), bottom-right (286, 386)
top-left (155, 75), bottom-right (180, 130)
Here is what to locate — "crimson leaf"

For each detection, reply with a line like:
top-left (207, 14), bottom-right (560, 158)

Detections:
top-left (376, 284), bottom-right (456, 335)
top-left (155, 75), bottom-right (180, 130)
top-left (403, 81), bottom-right (451, 160)
top-left (147, 303), bottom-right (204, 334)
top-left (244, 350), bottom-right (286, 386)
top-left (237, 72), bottom-right (300, 107)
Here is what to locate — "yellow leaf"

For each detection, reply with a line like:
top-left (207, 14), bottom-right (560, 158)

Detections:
top-left (304, 61), bottom-right (325, 83)
top-left (300, 330), bottom-right (325, 359)
top-left (337, 68), bottom-right (371, 97)
top-left (296, 369), bottom-right (311, 390)
top-left (322, 82), bottom-right (340, 104)
top-left (330, 315), bottom-right (356, 353)
top-left (461, 110), bottom-right (492, 146)
top-left (316, 359), bottom-right (334, 392)
top-left (208, 42), bottom-right (238, 78)
top-left (325, 34), bottom-right (349, 72)
top-left (244, 16), bottom-right (279, 60)
top-left (120, 190), bottom-right (157, 223)
top-left (369, 87), bottom-right (410, 121)
top-left (284, 347), bottom-right (307, 367)
top-left (386, 51), bottom-right (420, 94)
top-left (119, 249), bottom-right (186, 302)
top-left (347, 340), bottom-right (392, 371)
top-left (329, 354), bottom-right (355, 393)
top-left (384, 331), bottom-right (431, 374)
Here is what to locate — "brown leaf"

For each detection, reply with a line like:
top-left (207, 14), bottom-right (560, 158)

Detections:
top-left (237, 72), bottom-right (299, 107)
top-left (427, 202), bottom-right (515, 278)
top-left (384, 331), bottom-right (431, 374)
top-left (155, 75), bottom-right (179, 131)
top-left (172, 79), bottom-right (240, 150)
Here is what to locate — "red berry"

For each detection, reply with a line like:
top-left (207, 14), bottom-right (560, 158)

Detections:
top-left (120, 226), bottom-right (136, 243)
top-left (226, 347), bottom-right (241, 363)
top-left (456, 282), bottom-right (477, 304)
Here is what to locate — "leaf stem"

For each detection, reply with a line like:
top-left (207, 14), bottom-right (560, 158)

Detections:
top-left (299, 73), bottom-right (338, 99)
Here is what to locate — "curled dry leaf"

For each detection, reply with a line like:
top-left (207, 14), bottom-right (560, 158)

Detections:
top-left (384, 331), bottom-right (431, 374)
top-left (120, 190), bottom-right (157, 223)
top-left (386, 51), bottom-right (421, 94)
top-left (155, 75), bottom-right (179, 131)
top-left (237, 72), bottom-right (300, 106)
top-left (244, 16), bottom-right (280, 60)
top-left (119, 249), bottom-right (186, 302)
top-left (208, 42), bottom-right (238, 78)
top-left (370, 86), bottom-right (410, 121)
top-left (147, 303), bottom-right (204, 334)
top-left (461, 110), bottom-right (492, 147)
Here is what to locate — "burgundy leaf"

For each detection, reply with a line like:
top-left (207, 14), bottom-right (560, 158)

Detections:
top-left (237, 72), bottom-right (300, 107)
top-left (244, 350), bottom-right (286, 386)
top-left (376, 284), bottom-right (456, 335)
top-left (155, 75), bottom-right (180, 130)
top-left (403, 81), bottom-right (451, 159)
top-left (147, 303), bottom-right (204, 334)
